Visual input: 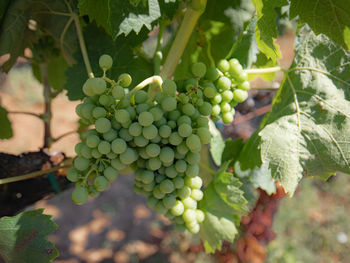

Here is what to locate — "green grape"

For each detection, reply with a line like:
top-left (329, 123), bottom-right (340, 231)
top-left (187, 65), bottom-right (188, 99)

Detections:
top-left (95, 118), bottom-right (111, 133)
top-left (191, 189), bottom-right (204, 201)
top-left (191, 62), bottom-right (206, 78)
top-left (163, 195), bottom-right (177, 209)
top-left (111, 138), bottom-right (127, 154)
top-left (84, 129), bottom-right (99, 138)
top-left (91, 149), bottom-right (102, 159)
top-left (74, 156), bottom-right (90, 171)
top-left (184, 176), bottom-right (202, 189)
top-left (159, 179), bottom-right (175, 193)
top-left (178, 93), bottom-right (189, 104)
top-left (147, 196), bottom-right (159, 210)
top-left (196, 117), bottom-right (209, 128)
top-left (104, 166), bottom-right (118, 182)
top-left (169, 132), bottom-right (183, 146)
top-left (168, 110), bottom-right (181, 121)
top-left (98, 141), bottom-right (111, 154)
top-left (138, 111), bottom-right (154, 126)
top-left (147, 157), bottom-right (162, 170)
top-left (212, 104), bottom-right (221, 116)
top-left (199, 102), bottom-right (212, 116)
top-left (162, 79), bottom-right (177, 96)
top-left (237, 71), bottom-right (248, 82)
top-left (81, 145), bottom-right (92, 159)
top-left (141, 170), bottom-right (155, 184)
top-left (142, 125), bottom-right (158, 140)
top-left (182, 197), bottom-right (197, 209)
top-left (185, 78), bottom-right (197, 90)
top-left (82, 80), bottom-right (96, 96)
top-left (150, 135), bottom-right (161, 143)
top-left (155, 117), bottom-right (167, 127)
top-left (185, 164), bottom-right (199, 178)
top-left (186, 134), bottom-right (201, 152)
top-left (134, 135), bottom-right (149, 147)
top-left (222, 111), bottom-right (234, 123)
top-left (88, 185), bottom-right (100, 198)
top-left (111, 118), bottom-right (121, 130)
top-left (233, 89), bottom-right (248, 103)
top-left (118, 73), bottom-right (132, 87)
top-left (176, 142), bottom-right (189, 155)
top-left (161, 138), bottom-right (169, 144)
top-left (112, 86), bottom-right (125, 100)
top-left (139, 148), bottom-right (150, 159)
top-left (120, 148), bottom-right (138, 165)
top-left (212, 93), bottom-right (222, 104)
top-left (195, 98), bottom-right (204, 107)
top-left (75, 104), bottom-right (84, 117)
top-left (155, 174), bottom-right (166, 184)
top-left (99, 54), bottom-right (113, 70)
top-left (238, 80), bottom-right (250, 90)
top-left (165, 166), bottom-right (178, 178)
top-left (115, 109), bottom-right (130, 124)
top-left (86, 134), bottom-right (100, 148)
top-left (160, 147), bottom-right (175, 164)
top-left (149, 107), bottom-right (163, 121)
top-left (72, 186), bottom-right (89, 205)
top-left (195, 209), bottom-right (205, 223)
top-left (217, 59), bottom-right (230, 72)
top-left (196, 127), bottom-right (211, 144)
top-left (178, 123), bottom-right (192, 138)
top-left (220, 102), bottom-right (231, 113)
top-left (92, 107), bottom-right (107, 119)
top-left (177, 186), bottom-right (191, 199)
top-left (173, 176), bottom-right (184, 189)
top-left (170, 200), bottom-right (185, 216)
top-left (94, 176), bottom-right (109, 192)
top-left (167, 120), bottom-right (176, 129)
top-left (182, 103), bottom-right (195, 116)
top-left (222, 90), bottom-right (233, 101)
top-left (92, 78), bottom-right (107, 95)
top-left (182, 209), bottom-right (196, 223)
top-left (177, 115), bottom-right (191, 126)
top-left (126, 106), bottom-right (136, 120)
top-left (205, 66), bottom-right (219, 81)
top-left (133, 90), bottom-right (147, 104)
top-left (153, 186), bottom-right (165, 199)
top-left (103, 129), bottom-right (118, 142)
top-left (186, 221), bottom-right (200, 234)
top-left (154, 93), bottom-right (165, 103)
top-left (111, 158), bottom-right (126, 170)
top-left (106, 152), bottom-right (117, 159)
top-left (161, 96), bottom-right (177, 112)
top-left (146, 143), bottom-right (161, 157)
top-left (118, 128), bottom-right (132, 142)
top-left (185, 152), bottom-right (200, 165)
top-left (175, 160), bottom-right (187, 173)
top-left (121, 120), bottom-right (131, 129)
top-left (128, 122), bottom-right (142, 137)
top-left (216, 76), bottom-right (231, 91)
top-left (203, 83), bottom-right (216, 98)
top-left (155, 202), bottom-right (168, 214)
top-left (81, 104), bottom-right (95, 119)
top-left (228, 58), bottom-right (243, 77)
top-left (67, 168), bottom-right (79, 182)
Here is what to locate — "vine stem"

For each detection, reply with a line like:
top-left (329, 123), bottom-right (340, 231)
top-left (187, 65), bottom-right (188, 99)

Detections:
top-left (40, 62), bottom-right (53, 148)
top-left (8, 111), bottom-right (41, 118)
top-left (0, 164), bottom-right (73, 185)
top-left (160, 2), bottom-right (207, 79)
top-left (53, 130), bottom-right (77, 143)
top-left (244, 66), bottom-right (283, 75)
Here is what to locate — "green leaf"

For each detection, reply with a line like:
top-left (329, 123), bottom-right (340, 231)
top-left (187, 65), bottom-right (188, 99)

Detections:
top-left (290, 0), bottom-right (350, 50)
top-left (208, 120), bottom-right (225, 166)
top-left (0, 209), bottom-right (58, 263)
top-left (0, 105), bottom-right (12, 139)
top-left (78, 0), bottom-right (161, 38)
top-left (252, 0), bottom-right (288, 63)
top-left (242, 32), bottom-right (350, 195)
top-left (221, 138), bottom-right (244, 166)
top-left (249, 51), bottom-right (278, 81)
top-left (64, 24), bottom-right (152, 100)
top-left (0, 0), bottom-right (10, 21)
top-left (199, 161), bottom-right (248, 253)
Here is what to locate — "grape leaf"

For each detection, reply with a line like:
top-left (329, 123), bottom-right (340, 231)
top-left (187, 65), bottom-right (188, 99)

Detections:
top-left (221, 138), bottom-right (244, 166)
top-left (0, 105), bottom-right (12, 139)
top-left (240, 32), bottom-right (350, 195)
top-left (64, 24), bottom-right (152, 100)
top-left (78, 0), bottom-right (162, 38)
top-left (290, 0), bottom-right (350, 50)
top-left (252, 0), bottom-right (288, 63)
top-left (208, 120), bottom-right (225, 166)
top-left (199, 162), bottom-right (248, 253)
top-left (0, 209), bottom-right (58, 263)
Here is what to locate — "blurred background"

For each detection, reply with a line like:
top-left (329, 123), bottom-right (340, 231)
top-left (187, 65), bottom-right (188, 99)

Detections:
top-left (0, 26), bottom-right (349, 263)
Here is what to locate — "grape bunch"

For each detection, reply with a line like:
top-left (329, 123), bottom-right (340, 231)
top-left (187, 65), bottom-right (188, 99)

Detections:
top-left (178, 58), bottom-right (250, 123)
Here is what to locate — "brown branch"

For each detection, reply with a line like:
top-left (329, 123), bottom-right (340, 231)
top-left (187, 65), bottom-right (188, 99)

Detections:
top-left (39, 63), bottom-right (52, 148)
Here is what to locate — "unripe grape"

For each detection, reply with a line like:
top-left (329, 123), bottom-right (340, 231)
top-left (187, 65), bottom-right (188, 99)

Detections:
top-left (147, 196), bottom-right (159, 210)
top-left (94, 176), bottom-right (109, 192)
top-left (222, 111), bottom-right (234, 123)
top-left (177, 186), bottom-right (191, 199)
top-left (185, 164), bottom-right (199, 178)
top-left (163, 195), bottom-right (177, 209)
top-left (134, 135), bottom-right (149, 147)
top-left (199, 102), bottom-right (212, 116)
top-left (170, 200), bottom-right (185, 216)
top-left (118, 73), bottom-right (132, 87)
top-left (103, 129), bottom-right (118, 142)
top-left (175, 160), bottom-right (187, 173)
top-left (74, 156), bottom-right (90, 171)
top-left (160, 147), bottom-right (175, 163)
top-left (222, 90), bottom-right (233, 101)
top-left (104, 166), bottom-right (118, 182)
top-left (142, 125), bottom-right (158, 140)
top-left (149, 107), bottom-right (163, 121)
top-left (203, 83), bottom-right (216, 98)
top-left (217, 59), bottom-right (230, 72)
top-left (182, 103), bottom-right (196, 116)
top-left (185, 152), bottom-right (200, 165)
top-left (95, 118), bottom-right (111, 133)
top-left (147, 157), bottom-right (162, 170)
top-left (238, 80), bottom-right (250, 90)
top-left (111, 138), bottom-right (127, 154)
top-left (161, 96), bottom-right (177, 111)
top-left (205, 66), bottom-right (219, 81)
top-left (111, 158), bottom-right (126, 171)
top-left (141, 170), bottom-right (155, 184)
top-left (228, 58), bottom-right (243, 77)
top-left (169, 132), bottom-right (183, 146)
top-left (162, 79), bottom-right (177, 96)
top-left (98, 141), bottom-right (111, 154)
top-left (112, 86), bottom-right (125, 100)
top-left (160, 179), bottom-right (175, 193)
top-left (195, 209), bottom-right (205, 223)
top-left (182, 197), bottom-right (197, 209)
top-left (99, 54), bottom-right (113, 70)
top-left (186, 134), bottom-right (201, 152)
top-left (146, 143), bottom-right (161, 157)
top-left (155, 202), bottom-right (168, 214)
top-left (186, 221), bottom-right (200, 234)
top-left (86, 134), bottom-right (100, 148)
top-left (184, 176), bottom-right (202, 189)
top-left (138, 111), bottom-right (154, 126)
top-left (191, 189), bottom-right (203, 201)
top-left (120, 148), bottom-right (138, 165)
top-left (220, 102), bottom-right (231, 113)
top-left (159, 125), bottom-right (172, 138)
top-left (233, 89), bottom-right (248, 103)
top-left (67, 168), bottom-right (79, 182)
top-left (191, 62), bottom-right (206, 78)
top-left (72, 186), bottom-right (89, 205)
top-left (182, 209), bottom-right (196, 223)
top-left (115, 109), bottom-right (130, 124)
top-left (216, 76), bottom-right (231, 91)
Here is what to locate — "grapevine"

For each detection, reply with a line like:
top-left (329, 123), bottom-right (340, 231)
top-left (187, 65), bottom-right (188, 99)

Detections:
top-left (68, 54), bottom-right (249, 233)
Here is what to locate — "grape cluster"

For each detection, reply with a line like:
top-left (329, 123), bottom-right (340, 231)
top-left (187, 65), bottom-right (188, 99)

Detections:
top-left (68, 55), bottom-right (215, 234)
top-left (178, 58), bottom-right (249, 123)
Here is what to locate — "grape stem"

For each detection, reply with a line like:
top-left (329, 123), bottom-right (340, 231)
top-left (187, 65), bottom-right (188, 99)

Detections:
top-left (244, 66), bottom-right (283, 75)
top-left (129, 75), bottom-right (163, 97)
top-left (53, 130), bottom-right (77, 142)
top-left (0, 163), bottom-right (73, 185)
top-left (8, 111), bottom-right (42, 118)
top-left (40, 62), bottom-right (53, 148)
top-left (160, 1), bottom-right (207, 79)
